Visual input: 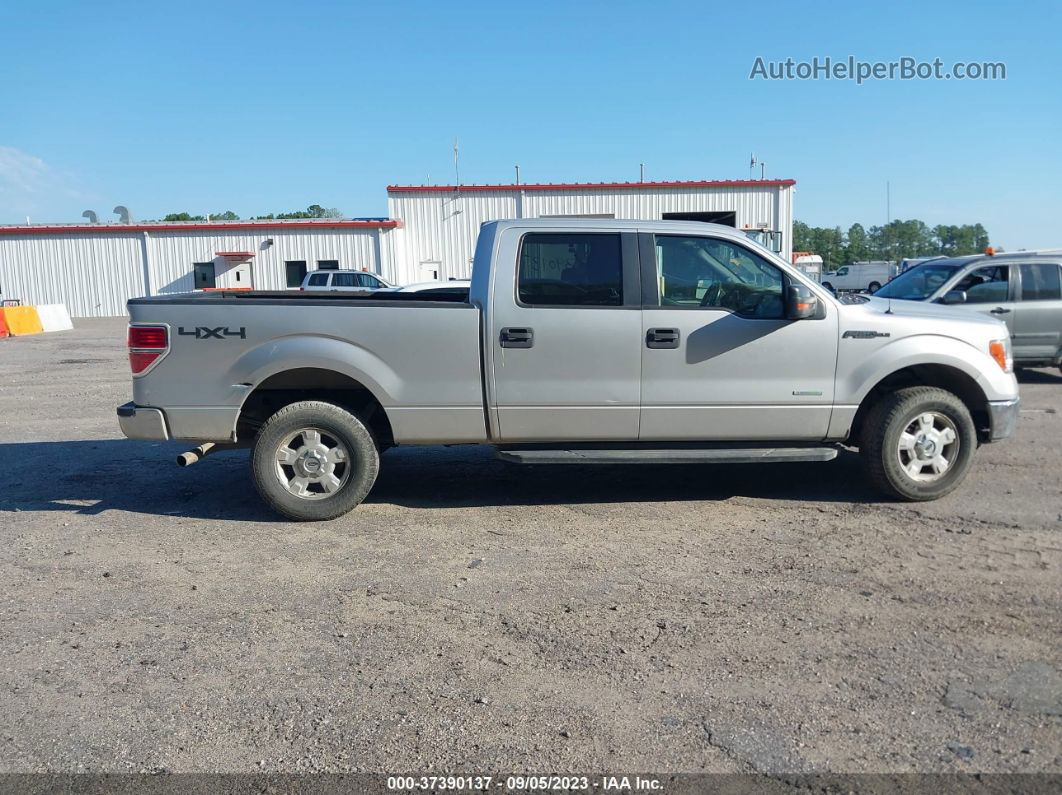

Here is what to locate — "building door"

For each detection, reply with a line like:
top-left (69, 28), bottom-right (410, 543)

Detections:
top-left (285, 261), bottom-right (307, 289)
top-left (489, 230), bottom-right (642, 441)
top-left (639, 232), bottom-right (838, 441)
top-left (193, 262), bottom-right (216, 289)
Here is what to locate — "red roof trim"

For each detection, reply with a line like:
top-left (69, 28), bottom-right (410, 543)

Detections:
top-left (387, 179), bottom-right (795, 194)
top-left (0, 220), bottom-right (402, 237)
top-left (215, 251), bottom-right (255, 257)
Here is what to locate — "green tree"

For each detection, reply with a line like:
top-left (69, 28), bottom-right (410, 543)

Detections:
top-left (845, 223), bottom-right (869, 264)
top-left (160, 210), bottom-right (240, 221)
top-left (258, 204), bottom-right (344, 220)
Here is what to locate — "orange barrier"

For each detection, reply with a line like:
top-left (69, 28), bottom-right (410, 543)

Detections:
top-left (1, 306), bottom-right (44, 336)
top-left (0, 310), bottom-right (8, 338)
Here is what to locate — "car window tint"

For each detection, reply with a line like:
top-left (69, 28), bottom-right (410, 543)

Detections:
top-left (518, 233), bottom-right (623, 306)
top-left (957, 266), bottom-right (1009, 304)
top-left (307, 273), bottom-right (329, 286)
top-left (1020, 263), bottom-right (1062, 301)
top-left (654, 235), bottom-right (784, 319)
top-left (332, 273), bottom-right (357, 288)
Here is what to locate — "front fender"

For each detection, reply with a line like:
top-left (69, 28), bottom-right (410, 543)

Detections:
top-left (839, 333), bottom-right (1018, 406)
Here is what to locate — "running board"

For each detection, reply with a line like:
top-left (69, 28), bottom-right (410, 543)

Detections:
top-left (496, 446), bottom-right (838, 465)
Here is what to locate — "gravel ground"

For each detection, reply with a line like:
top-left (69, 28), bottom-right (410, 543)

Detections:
top-left (0, 318), bottom-right (1059, 776)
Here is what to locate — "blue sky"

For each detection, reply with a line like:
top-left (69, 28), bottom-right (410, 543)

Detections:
top-left (2, 0), bottom-right (1059, 248)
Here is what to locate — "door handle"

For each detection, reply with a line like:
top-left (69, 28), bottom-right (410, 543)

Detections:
top-left (990, 307), bottom-right (1011, 314)
top-left (500, 327), bottom-right (534, 348)
top-left (646, 327), bottom-right (680, 349)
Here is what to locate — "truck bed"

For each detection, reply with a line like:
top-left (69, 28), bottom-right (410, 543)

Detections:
top-left (126, 289), bottom-right (486, 444)
top-left (128, 289), bottom-right (470, 306)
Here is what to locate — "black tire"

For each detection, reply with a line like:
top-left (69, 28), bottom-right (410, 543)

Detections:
top-left (868, 281), bottom-right (881, 293)
top-left (251, 400), bottom-right (380, 521)
top-left (859, 386), bottom-right (977, 501)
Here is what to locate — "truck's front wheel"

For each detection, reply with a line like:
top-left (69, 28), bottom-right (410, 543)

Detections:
top-left (251, 400), bottom-right (380, 521)
top-left (860, 386), bottom-right (977, 501)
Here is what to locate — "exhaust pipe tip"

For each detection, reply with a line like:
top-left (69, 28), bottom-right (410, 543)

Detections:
top-left (176, 442), bottom-right (216, 467)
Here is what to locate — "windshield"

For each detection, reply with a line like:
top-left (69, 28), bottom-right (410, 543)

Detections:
top-left (874, 263), bottom-right (962, 300)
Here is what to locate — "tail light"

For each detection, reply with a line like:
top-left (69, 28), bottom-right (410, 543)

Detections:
top-left (128, 324), bottom-right (168, 375)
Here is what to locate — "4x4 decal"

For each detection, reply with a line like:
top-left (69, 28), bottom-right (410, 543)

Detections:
top-left (177, 326), bottom-right (247, 340)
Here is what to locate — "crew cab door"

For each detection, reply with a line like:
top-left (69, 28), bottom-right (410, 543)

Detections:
top-left (949, 264), bottom-right (1016, 338)
top-left (489, 228), bottom-right (642, 441)
top-left (1013, 262), bottom-right (1062, 360)
top-left (638, 232), bottom-right (838, 441)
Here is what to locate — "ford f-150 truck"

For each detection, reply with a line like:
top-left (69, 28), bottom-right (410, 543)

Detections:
top-left (118, 219), bottom-right (1020, 521)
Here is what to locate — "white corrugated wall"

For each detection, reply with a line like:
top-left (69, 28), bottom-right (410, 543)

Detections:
top-left (388, 184), bottom-right (793, 279)
top-left (0, 226), bottom-right (388, 317)
top-left (387, 191), bottom-right (518, 282)
top-left (147, 228), bottom-right (383, 295)
top-left (0, 233), bottom-right (144, 317)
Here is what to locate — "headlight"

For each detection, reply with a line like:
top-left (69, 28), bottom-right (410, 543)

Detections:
top-left (989, 339), bottom-right (1012, 373)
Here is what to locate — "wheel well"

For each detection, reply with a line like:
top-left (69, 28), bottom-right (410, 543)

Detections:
top-left (849, 364), bottom-right (991, 445)
top-left (236, 368), bottom-right (394, 448)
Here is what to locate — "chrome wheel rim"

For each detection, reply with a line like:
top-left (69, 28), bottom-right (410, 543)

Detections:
top-left (897, 411), bottom-right (959, 483)
top-left (274, 427), bottom-right (351, 500)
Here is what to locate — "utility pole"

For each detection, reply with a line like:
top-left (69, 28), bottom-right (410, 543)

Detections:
top-left (886, 181), bottom-right (891, 225)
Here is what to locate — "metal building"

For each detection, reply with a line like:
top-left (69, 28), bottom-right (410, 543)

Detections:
top-left (0, 178), bottom-right (795, 317)
top-left (387, 179), bottom-right (795, 282)
top-left (0, 219), bottom-right (398, 317)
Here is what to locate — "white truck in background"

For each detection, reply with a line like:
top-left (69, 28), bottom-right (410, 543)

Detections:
top-left (821, 261), bottom-right (897, 294)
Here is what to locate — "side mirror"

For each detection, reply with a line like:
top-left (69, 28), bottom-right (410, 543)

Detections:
top-left (942, 290), bottom-right (967, 305)
top-left (786, 284), bottom-right (820, 320)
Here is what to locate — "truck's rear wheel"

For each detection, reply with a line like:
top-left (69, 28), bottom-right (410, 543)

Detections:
top-left (860, 386), bottom-right (976, 501)
top-left (251, 400), bottom-right (379, 521)
top-left (868, 281), bottom-right (881, 292)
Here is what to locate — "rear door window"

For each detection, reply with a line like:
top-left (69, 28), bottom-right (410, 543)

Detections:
top-left (518, 233), bottom-right (623, 306)
top-left (1020, 263), bottom-right (1062, 301)
top-left (332, 273), bottom-right (357, 288)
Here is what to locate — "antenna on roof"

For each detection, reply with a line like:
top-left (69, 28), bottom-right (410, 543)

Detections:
top-left (640, 163), bottom-right (645, 182)
top-left (453, 137), bottom-right (460, 191)
top-left (515, 164), bottom-right (520, 185)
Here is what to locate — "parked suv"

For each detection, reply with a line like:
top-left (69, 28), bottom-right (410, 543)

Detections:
top-left (874, 252), bottom-right (1062, 370)
top-left (300, 269), bottom-right (394, 291)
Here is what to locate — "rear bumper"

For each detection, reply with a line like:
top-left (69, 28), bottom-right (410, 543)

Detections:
top-left (117, 402), bottom-right (170, 441)
top-left (987, 397), bottom-right (1020, 442)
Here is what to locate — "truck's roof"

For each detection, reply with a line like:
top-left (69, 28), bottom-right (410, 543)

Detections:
top-left (485, 218), bottom-right (743, 236)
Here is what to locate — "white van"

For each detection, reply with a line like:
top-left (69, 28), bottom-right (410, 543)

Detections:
top-left (821, 261), bottom-right (896, 293)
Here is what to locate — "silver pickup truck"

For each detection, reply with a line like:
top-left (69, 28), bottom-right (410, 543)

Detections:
top-left (118, 219), bottom-right (1020, 521)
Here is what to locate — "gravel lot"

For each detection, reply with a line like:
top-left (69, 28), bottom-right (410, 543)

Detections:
top-left (0, 318), bottom-right (1059, 776)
